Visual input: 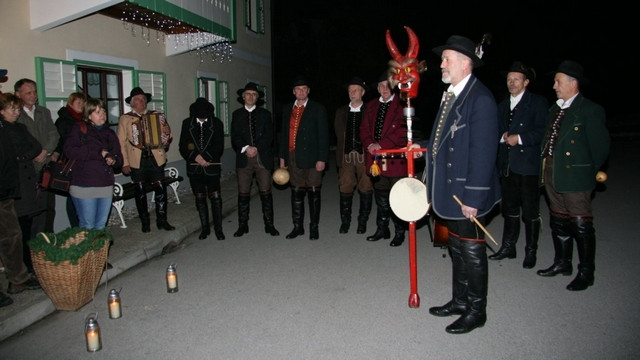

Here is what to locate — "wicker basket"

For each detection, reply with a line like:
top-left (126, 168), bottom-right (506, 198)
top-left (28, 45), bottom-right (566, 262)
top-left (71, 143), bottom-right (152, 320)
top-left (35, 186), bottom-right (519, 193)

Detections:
top-left (30, 230), bottom-right (109, 311)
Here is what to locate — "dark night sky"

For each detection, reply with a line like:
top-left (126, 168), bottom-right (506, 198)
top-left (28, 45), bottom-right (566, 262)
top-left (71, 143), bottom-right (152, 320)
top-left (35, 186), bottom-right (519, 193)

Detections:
top-left (271, 1), bottom-right (633, 143)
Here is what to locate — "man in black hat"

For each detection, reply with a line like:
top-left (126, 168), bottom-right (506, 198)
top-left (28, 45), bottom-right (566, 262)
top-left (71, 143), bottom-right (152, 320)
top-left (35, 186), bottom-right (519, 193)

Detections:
top-left (117, 87), bottom-right (174, 233)
top-left (360, 72), bottom-right (407, 246)
top-left (230, 82), bottom-right (279, 238)
top-left (489, 61), bottom-right (548, 269)
top-left (279, 75), bottom-right (329, 240)
top-left (413, 35), bottom-right (500, 334)
top-left (179, 98), bottom-right (226, 240)
top-left (537, 60), bottom-right (610, 291)
top-left (334, 77), bottom-right (373, 234)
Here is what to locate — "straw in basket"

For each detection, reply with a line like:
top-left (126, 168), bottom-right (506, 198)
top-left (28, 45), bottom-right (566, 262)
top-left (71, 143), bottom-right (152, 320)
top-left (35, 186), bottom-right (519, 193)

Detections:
top-left (30, 229), bottom-right (109, 311)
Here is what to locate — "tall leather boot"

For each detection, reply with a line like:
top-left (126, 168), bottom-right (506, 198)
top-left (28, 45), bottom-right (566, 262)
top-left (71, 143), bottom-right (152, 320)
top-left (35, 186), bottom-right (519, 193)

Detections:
top-left (134, 181), bottom-right (151, 233)
top-left (445, 239), bottom-right (488, 334)
top-left (389, 215), bottom-right (405, 247)
top-left (522, 218), bottom-right (541, 269)
top-left (195, 193), bottom-right (210, 240)
top-left (366, 190), bottom-right (391, 241)
top-left (286, 187), bottom-right (306, 239)
top-left (429, 235), bottom-right (468, 317)
top-left (566, 216), bottom-right (596, 291)
top-left (154, 181), bottom-right (175, 231)
top-left (308, 186), bottom-right (321, 240)
top-left (357, 191), bottom-right (373, 234)
top-left (260, 192), bottom-right (279, 236)
top-left (233, 194), bottom-right (250, 237)
top-left (537, 212), bottom-right (573, 277)
top-left (209, 191), bottom-right (225, 240)
top-left (489, 215), bottom-right (519, 260)
top-left (339, 192), bottom-right (353, 234)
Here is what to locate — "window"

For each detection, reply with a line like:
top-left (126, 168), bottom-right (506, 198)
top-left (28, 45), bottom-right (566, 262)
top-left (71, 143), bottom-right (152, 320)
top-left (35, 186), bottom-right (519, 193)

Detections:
top-left (197, 77), bottom-right (230, 135)
top-left (77, 66), bottom-right (123, 126)
top-left (244, 0), bottom-right (265, 34)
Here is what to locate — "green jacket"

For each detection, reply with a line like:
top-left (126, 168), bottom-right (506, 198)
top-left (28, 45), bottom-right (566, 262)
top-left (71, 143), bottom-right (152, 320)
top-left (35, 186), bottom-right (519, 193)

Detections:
top-left (541, 93), bottom-right (610, 193)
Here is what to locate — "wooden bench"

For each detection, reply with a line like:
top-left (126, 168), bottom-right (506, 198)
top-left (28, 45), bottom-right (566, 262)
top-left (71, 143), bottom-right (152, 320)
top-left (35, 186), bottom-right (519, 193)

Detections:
top-left (111, 166), bottom-right (184, 228)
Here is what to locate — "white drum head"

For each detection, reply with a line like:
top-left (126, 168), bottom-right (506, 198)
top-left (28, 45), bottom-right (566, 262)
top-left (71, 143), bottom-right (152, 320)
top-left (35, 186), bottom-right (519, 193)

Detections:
top-left (390, 177), bottom-right (430, 222)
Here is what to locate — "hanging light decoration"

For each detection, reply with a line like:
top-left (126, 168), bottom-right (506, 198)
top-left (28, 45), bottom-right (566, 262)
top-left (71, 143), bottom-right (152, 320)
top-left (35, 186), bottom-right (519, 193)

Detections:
top-left (100, 1), bottom-right (233, 63)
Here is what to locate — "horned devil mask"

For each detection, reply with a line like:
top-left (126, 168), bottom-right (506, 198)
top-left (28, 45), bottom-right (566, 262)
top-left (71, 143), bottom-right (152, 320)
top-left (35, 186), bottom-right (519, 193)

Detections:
top-left (385, 26), bottom-right (427, 100)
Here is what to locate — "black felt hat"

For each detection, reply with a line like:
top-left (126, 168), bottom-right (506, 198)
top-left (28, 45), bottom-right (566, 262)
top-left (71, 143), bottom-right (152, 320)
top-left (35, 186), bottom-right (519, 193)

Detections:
top-left (432, 35), bottom-right (484, 67)
top-left (501, 61), bottom-right (537, 81)
top-left (346, 76), bottom-right (368, 91)
top-left (236, 82), bottom-right (265, 106)
top-left (125, 87), bottom-right (152, 104)
top-left (291, 75), bottom-right (310, 88)
top-left (548, 60), bottom-right (589, 86)
top-left (189, 97), bottom-right (215, 118)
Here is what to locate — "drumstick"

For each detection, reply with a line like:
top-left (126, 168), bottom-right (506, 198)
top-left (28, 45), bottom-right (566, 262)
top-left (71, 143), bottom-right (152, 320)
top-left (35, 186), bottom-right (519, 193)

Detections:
top-left (452, 195), bottom-right (499, 246)
top-left (190, 162), bottom-right (222, 165)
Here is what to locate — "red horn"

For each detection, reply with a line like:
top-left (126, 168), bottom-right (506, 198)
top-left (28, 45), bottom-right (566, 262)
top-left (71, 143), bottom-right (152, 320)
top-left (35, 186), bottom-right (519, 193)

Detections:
top-left (405, 26), bottom-right (419, 59)
top-left (385, 29), bottom-right (402, 61)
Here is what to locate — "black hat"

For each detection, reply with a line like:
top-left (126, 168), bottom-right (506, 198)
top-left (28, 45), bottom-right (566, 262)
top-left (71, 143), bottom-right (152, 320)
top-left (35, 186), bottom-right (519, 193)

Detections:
top-left (236, 82), bottom-right (265, 106)
top-left (291, 75), bottom-right (310, 88)
top-left (501, 61), bottom-right (536, 81)
top-left (377, 71), bottom-right (390, 83)
top-left (549, 60), bottom-right (589, 86)
top-left (346, 76), bottom-right (367, 91)
top-left (189, 97), bottom-right (215, 118)
top-left (125, 87), bottom-right (152, 104)
top-left (432, 35), bottom-right (484, 67)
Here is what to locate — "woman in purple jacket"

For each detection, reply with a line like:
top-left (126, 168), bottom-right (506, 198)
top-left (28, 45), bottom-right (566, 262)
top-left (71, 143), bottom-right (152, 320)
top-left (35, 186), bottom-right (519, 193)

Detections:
top-left (63, 98), bottom-right (122, 229)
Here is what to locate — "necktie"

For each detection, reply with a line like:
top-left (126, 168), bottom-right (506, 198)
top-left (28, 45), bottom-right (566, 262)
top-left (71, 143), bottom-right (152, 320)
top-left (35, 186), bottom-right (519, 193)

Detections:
top-left (432, 92), bottom-right (455, 158)
top-left (543, 108), bottom-right (565, 157)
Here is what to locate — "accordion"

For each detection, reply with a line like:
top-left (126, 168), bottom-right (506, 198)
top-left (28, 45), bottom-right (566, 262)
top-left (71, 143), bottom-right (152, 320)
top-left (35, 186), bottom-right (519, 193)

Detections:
top-left (130, 111), bottom-right (171, 149)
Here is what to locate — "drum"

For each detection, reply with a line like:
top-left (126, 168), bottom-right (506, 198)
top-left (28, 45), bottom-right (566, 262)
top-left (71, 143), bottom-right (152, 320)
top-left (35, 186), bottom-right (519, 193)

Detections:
top-left (389, 177), bottom-right (430, 222)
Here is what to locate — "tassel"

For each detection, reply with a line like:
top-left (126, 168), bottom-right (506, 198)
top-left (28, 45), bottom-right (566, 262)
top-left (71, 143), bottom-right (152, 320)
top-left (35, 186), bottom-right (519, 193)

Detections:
top-left (370, 156), bottom-right (381, 177)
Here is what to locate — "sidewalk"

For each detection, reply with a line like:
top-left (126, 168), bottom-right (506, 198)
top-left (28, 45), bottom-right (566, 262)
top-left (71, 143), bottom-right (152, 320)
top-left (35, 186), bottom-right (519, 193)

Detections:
top-left (0, 173), bottom-right (248, 342)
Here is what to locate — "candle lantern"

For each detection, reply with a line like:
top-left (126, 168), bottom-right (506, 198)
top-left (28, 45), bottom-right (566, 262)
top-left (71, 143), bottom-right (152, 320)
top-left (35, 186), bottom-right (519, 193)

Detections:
top-left (84, 313), bottom-right (102, 352)
top-left (166, 264), bottom-right (178, 293)
top-left (108, 288), bottom-right (122, 319)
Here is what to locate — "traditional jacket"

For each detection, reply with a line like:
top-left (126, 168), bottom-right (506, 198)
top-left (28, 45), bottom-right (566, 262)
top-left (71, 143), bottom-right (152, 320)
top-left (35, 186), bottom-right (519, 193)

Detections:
top-left (359, 95), bottom-right (407, 178)
top-left (334, 102), bottom-right (367, 166)
top-left (421, 75), bottom-right (501, 219)
top-left (178, 115), bottom-right (224, 177)
top-left (116, 111), bottom-right (169, 169)
top-left (497, 90), bottom-right (548, 177)
top-left (279, 99), bottom-right (329, 169)
top-left (230, 106), bottom-right (275, 170)
top-left (541, 93), bottom-right (610, 192)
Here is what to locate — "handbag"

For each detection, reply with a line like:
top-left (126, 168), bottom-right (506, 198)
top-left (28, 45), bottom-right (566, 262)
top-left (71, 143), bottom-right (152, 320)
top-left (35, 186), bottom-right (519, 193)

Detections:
top-left (40, 157), bottom-right (75, 194)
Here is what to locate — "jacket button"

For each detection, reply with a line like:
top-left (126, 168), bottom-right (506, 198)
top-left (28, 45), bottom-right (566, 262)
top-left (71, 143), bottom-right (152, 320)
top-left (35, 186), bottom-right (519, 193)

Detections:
top-left (447, 163), bottom-right (452, 168)
top-left (565, 152), bottom-right (571, 156)
top-left (447, 179), bottom-right (452, 184)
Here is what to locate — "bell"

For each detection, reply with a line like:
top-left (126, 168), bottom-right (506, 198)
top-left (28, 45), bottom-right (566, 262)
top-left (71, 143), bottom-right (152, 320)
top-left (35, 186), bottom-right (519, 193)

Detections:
top-left (272, 168), bottom-right (290, 185)
top-left (166, 264), bottom-right (178, 293)
top-left (84, 313), bottom-right (102, 352)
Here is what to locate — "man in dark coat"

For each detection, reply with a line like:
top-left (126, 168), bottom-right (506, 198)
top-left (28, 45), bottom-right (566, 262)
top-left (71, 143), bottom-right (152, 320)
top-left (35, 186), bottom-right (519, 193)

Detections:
top-left (359, 73), bottom-right (407, 246)
top-left (279, 76), bottom-right (329, 240)
top-left (489, 61), bottom-right (548, 269)
top-left (179, 98), bottom-right (226, 240)
top-left (230, 82), bottom-right (279, 237)
top-left (414, 35), bottom-right (501, 334)
top-left (536, 60), bottom-right (610, 291)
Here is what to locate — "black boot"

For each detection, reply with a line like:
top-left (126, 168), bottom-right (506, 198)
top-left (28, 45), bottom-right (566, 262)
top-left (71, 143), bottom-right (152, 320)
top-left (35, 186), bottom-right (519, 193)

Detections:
top-left (233, 194), bottom-right (250, 237)
top-left (389, 216), bottom-right (405, 247)
top-left (566, 216), bottom-right (596, 291)
top-left (430, 235), bottom-right (467, 317)
top-left (537, 212), bottom-right (573, 277)
top-left (357, 191), bottom-right (373, 234)
top-left (445, 239), bottom-right (487, 334)
top-left (134, 181), bottom-right (151, 233)
top-left (308, 187), bottom-right (321, 240)
top-left (286, 187), bottom-right (305, 239)
top-left (522, 218), bottom-right (541, 269)
top-left (154, 181), bottom-right (175, 231)
top-left (195, 193), bottom-right (210, 240)
top-left (210, 191), bottom-right (225, 240)
top-left (260, 192), bottom-right (279, 236)
top-left (339, 192), bottom-right (353, 234)
top-left (489, 215), bottom-right (519, 260)
top-left (366, 190), bottom-right (391, 241)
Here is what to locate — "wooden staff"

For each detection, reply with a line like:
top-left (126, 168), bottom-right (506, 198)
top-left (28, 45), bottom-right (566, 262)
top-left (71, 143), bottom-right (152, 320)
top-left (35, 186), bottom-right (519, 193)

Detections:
top-left (452, 195), bottom-right (499, 246)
